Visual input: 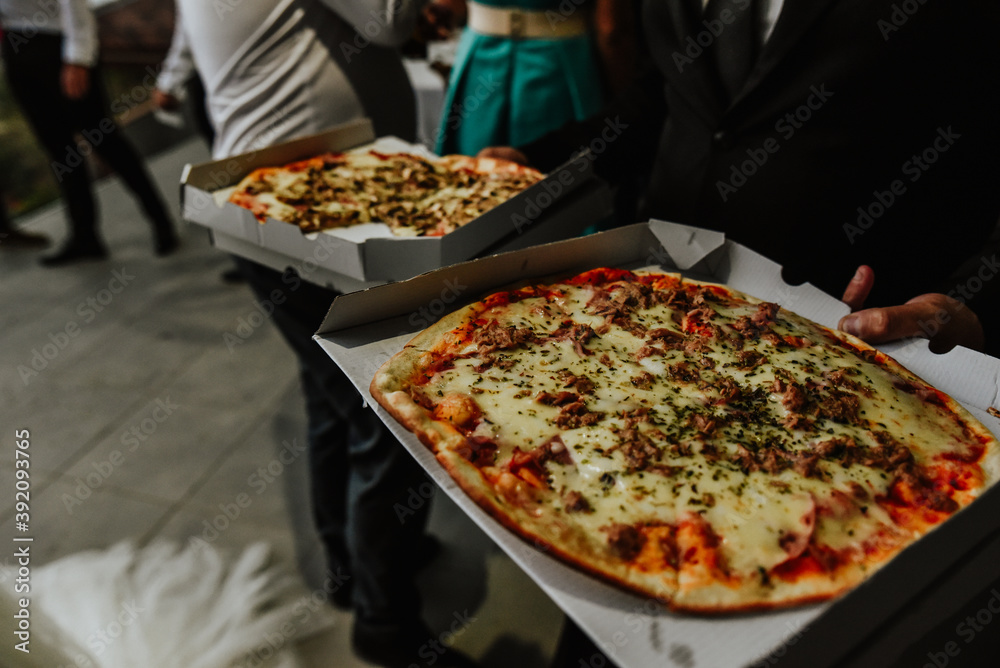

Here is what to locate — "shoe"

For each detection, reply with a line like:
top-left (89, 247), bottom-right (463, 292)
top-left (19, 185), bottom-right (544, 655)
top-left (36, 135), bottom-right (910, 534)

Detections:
top-left (352, 619), bottom-right (478, 668)
top-left (154, 227), bottom-right (179, 256)
top-left (0, 228), bottom-right (50, 249)
top-left (40, 239), bottom-right (108, 267)
top-left (326, 535), bottom-right (436, 614)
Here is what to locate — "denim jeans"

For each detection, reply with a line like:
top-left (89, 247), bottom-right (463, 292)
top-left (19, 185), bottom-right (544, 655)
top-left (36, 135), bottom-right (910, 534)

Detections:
top-left (236, 258), bottom-right (430, 626)
top-left (2, 32), bottom-right (172, 243)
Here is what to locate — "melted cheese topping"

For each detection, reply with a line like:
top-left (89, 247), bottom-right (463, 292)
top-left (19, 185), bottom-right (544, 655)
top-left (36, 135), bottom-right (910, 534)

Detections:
top-left (412, 271), bottom-right (994, 587)
top-left (230, 151), bottom-right (543, 235)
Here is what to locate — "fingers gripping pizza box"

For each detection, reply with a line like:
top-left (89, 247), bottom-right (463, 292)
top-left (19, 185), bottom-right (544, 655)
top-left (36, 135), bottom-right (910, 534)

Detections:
top-left (180, 118), bottom-right (605, 285)
top-left (312, 220), bottom-right (1000, 668)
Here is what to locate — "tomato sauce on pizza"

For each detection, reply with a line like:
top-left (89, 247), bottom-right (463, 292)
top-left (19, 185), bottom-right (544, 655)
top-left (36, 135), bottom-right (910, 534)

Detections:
top-left (228, 150), bottom-right (543, 237)
top-left (371, 268), bottom-right (1000, 612)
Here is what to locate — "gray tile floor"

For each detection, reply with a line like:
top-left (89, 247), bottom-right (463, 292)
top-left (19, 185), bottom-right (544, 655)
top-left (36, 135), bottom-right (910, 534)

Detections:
top-left (0, 139), bottom-right (563, 667)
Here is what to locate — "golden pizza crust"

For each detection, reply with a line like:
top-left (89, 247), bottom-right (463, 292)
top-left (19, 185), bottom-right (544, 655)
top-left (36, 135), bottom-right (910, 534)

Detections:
top-left (228, 150), bottom-right (543, 236)
top-left (369, 268), bottom-right (1000, 613)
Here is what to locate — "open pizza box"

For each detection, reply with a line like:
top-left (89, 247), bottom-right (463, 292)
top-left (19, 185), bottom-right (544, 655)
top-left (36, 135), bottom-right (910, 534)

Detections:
top-left (313, 220), bottom-right (1000, 667)
top-left (180, 118), bottom-right (608, 287)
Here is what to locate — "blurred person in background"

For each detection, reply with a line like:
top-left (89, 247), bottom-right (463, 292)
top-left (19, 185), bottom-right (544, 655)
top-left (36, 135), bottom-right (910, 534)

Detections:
top-left (0, 22), bottom-right (48, 250)
top-left (483, 2), bottom-right (1000, 661)
top-left (0, 183), bottom-right (49, 248)
top-left (0, 0), bottom-right (178, 266)
top-left (482, 0), bottom-right (1000, 357)
top-left (154, 3), bottom-right (243, 283)
top-left (152, 4), bottom-right (214, 149)
top-left (163, 2), bottom-right (475, 667)
top-left (426, 0), bottom-right (635, 156)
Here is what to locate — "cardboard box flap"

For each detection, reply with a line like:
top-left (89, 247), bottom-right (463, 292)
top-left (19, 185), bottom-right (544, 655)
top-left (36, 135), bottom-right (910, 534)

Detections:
top-left (625, 219), bottom-right (849, 328)
top-left (318, 221), bottom-right (857, 334)
top-left (184, 121), bottom-right (605, 283)
top-left (318, 223), bottom-right (661, 333)
top-left (881, 339), bottom-right (1000, 414)
top-left (360, 149), bottom-right (600, 281)
top-left (722, 242), bottom-right (850, 329)
top-left (313, 220), bottom-right (1000, 668)
top-left (648, 219), bottom-right (726, 271)
top-left (183, 118), bottom-right (374, 196)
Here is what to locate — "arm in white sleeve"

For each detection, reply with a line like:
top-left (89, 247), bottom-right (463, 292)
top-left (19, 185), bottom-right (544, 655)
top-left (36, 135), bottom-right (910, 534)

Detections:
top-left (156, 15), bottom-right (195, 97)
top-left (318, 0), bottom-right (427, 47)
top-left (59, 0), bottom-right (98, 66)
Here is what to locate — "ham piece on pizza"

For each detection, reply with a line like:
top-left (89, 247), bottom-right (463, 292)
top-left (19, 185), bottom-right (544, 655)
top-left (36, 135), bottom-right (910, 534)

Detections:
top-left (370, 268), bottom-right (1000, 612)
top-left (228, 150), bottom-right (543, 236)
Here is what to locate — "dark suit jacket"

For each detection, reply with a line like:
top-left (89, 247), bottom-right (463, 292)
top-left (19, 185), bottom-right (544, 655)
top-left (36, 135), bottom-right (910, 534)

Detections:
top-left (524, 0), bottom-right (1000, 345)
top-left (644, 0), bottom-right (1000, 306)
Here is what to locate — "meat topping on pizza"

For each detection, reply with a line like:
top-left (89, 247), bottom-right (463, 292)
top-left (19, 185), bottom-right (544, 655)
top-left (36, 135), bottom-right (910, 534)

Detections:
top-left (371, 268), bottom-right (1000, 611)
top-left (228, 150), bottom-right (543, 237)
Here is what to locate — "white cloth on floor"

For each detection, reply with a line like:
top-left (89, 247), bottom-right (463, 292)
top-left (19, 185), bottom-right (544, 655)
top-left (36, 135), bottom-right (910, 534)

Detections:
top-left (0, 541), bottom-right (334, 668)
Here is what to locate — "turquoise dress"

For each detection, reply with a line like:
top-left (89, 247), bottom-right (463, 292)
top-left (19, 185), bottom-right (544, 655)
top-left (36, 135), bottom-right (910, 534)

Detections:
top-left (435, 0), bottom-right (605, 155)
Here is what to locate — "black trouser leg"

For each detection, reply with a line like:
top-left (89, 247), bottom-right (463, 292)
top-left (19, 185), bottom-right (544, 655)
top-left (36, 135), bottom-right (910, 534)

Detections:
top-left (0, 188), bottom-right (10, 233)
top-left (235, 258), bottom-right (430, 624)
top-left (92, 124), bottom-right (172, 231)
top-left (2, 33), bottom-right (99, 243)
top-left (2, 31), bottom-right (172, 243)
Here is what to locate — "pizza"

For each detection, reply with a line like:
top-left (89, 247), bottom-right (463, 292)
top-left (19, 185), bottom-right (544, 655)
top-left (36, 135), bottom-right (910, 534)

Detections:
top-left (228, 150), bottom-right (543, 236)
top-left (370, 267), bottom-right (1000, 612)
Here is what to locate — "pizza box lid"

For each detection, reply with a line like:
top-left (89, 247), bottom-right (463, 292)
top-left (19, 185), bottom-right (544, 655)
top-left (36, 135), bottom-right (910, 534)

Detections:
top-left (313, 220), bottom-right (1000, 668)
top-left (180, 118), bottom-right (603, 284)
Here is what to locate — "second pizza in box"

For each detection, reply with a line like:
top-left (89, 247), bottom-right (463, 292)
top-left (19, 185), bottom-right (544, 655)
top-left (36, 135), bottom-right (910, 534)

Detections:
top-left (181, 118), bottom-right (605, 283)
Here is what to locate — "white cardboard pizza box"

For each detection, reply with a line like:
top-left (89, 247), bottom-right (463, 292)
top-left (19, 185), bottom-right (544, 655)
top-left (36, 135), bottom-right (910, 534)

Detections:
top-left (207, 180), bottom-right (613, 294)
top-left (313, 220), bottom-right (1000, 668)
top-left (180, 118), bottom-right (606, 285)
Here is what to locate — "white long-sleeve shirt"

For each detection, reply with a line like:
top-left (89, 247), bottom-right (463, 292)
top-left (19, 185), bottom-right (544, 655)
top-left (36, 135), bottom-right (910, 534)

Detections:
top-left (174, 0), bottom-right (425, 158)
top-left (155, 5), bottom-right (194, 99)
top-left (0, 0), bottom-right (98, 66)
